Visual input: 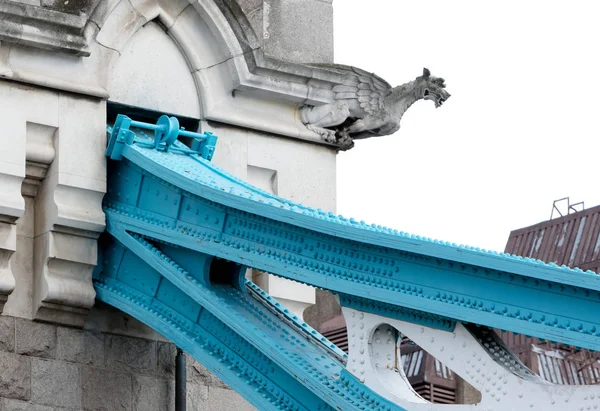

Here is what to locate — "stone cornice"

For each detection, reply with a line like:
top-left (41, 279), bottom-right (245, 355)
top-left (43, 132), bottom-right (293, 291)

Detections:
top-left (0, 0), bottom-right (343, 103)
top-left (213, 0), bottom-right (340, 104)
top-left (0, 0), bottom-right (350, 145)
top-left (0, 0), bottom-right (99, 56)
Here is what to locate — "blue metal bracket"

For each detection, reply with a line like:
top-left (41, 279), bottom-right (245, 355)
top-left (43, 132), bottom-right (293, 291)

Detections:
top-left (106, 114), bottom-right (217, 161)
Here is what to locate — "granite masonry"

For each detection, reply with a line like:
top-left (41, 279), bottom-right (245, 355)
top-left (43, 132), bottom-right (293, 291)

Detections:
top-left (0, 315), bottom-right (253, 410)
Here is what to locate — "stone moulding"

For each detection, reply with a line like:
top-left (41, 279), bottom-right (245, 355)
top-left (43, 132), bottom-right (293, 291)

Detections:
top-left (33, 230), bottom-right (97, 327)
top-left (0, 0), bottom-right (98, 56)
top-left (0, 0), bottom-right (338, 99)
top-left (31, 177), bottom-right (104, 326)
top-left (0, 83), bottom-right (106, 324)
top-left (0, 0), bottom-right (396, 148)
top-left (0, 173), bottom-right (25, 221)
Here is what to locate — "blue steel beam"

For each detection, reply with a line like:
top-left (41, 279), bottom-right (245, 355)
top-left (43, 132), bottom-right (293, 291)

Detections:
top-left (100, 121), bottom-right (600, 352)
top-left (94, 230), bottom-right (402, 410)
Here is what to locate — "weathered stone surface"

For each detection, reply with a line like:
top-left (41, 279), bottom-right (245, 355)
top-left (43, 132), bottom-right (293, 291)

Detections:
top-left (166, 380), bottom-right (175, 411)
top-left (456, 377), bottom-right (482, 404)
top-left (208, 386), bottom-right (256, 410)
top-left (81, 367), bottom-right (132, 411)
top-left (57, 327), bottom-right (104, 366)
top-left (236, 0), bottom-right (263, 40)
top-left (0, 397), bottom-right (53, 411)
top-left (96, 0), bottom-right (146, 53)
top-left (32, 231), bottom-right (99, 328)
top-left (31, 359), bottom-right (81, 408)
top-left (108, 22), bottom-right (201, 118)
top-left (105, 334), bottom-right (156, 374)
top-left (132, 375), bottom-right (169, 411)
top-left (304, 289), bottom-right (341, 330)
top-left (84, 301), bottom-right (162, 341)
top-left (262, 0), bottom-right (333, 64)
top-left (31, 92), bottom-right (106, 328)
top-left (0, 315), bottom-right (15, 352)
top-left (15, 319), bottom-right (56, 359)
top-left (0, 351), bottom-right (31, 400)
top-left (5, 220), bottom-right (34, 320)
top-left (0, 222), bottom-right (17, 317)
top-left (237, 0), bottom-right (262, 12)
top-left (157, 341), bottom-right (176, 377)
top-left (187, 357), bottom-right (227, 389)
top-left (0, 0), bottom-right (92, 56)
top-left (186, 383), bottom-right (208, 411)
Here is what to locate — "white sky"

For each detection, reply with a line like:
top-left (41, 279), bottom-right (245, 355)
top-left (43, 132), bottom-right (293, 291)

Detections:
top-left (334, 1), bottom-right (600, 252)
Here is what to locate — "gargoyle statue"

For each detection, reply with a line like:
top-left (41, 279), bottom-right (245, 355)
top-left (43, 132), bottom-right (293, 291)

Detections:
top-left (300, 67), bottom-right (450, 150)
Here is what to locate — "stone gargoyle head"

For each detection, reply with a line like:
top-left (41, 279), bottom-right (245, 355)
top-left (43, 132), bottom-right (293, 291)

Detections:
top-left (416, 68), bottom-right (451, 108)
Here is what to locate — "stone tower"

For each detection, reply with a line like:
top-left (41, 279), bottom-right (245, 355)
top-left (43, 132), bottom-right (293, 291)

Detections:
top-left (0, 0), bottom-right (335, 408)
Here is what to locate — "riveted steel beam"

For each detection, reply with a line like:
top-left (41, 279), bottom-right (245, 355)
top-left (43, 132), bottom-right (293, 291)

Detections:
top-left (102, 140), bottom-right (600, 351)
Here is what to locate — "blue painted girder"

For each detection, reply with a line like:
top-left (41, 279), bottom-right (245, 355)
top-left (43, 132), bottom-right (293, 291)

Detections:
top-left (94, 227), bottom-right (402, 410)
top-left (101, 130), bottom-right (600, 352)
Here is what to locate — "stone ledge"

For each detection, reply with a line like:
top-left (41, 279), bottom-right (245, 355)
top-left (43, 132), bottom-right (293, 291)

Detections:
top-left (0, 0), bottom-right (95, 56)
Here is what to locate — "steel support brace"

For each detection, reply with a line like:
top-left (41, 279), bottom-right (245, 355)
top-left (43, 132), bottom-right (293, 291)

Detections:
top-left (94, 231), bottom-right (401, 411)
top-left (102, 151), bottom-right (600, 352)
top-left (341, 307), bottom-right (600, 410)
top-left (94, 120), bottom-right (600, 410)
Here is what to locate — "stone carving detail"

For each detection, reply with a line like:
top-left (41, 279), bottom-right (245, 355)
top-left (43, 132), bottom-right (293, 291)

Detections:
top-left (301, 67), bottom-right (450, 150)
top-left (33, 231), bottom-right (97, 327)
top-left (0, 84), bottom-right (105, 327)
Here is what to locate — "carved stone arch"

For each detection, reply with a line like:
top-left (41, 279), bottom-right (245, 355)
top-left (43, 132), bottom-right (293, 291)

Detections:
top-left (105, 21), bottom-right (202, 118)
top-left (91, 0), bottom-right (245, 119)
top-left (88, 0), bottom-right (329, 142)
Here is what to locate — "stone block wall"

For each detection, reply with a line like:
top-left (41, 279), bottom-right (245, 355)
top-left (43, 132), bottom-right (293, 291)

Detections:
top-left (0, 316), bottom-right (254, 410)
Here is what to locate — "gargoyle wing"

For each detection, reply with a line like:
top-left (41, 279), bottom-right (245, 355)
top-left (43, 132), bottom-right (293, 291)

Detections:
top-left (308, 64), bottom-right (393, 119)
